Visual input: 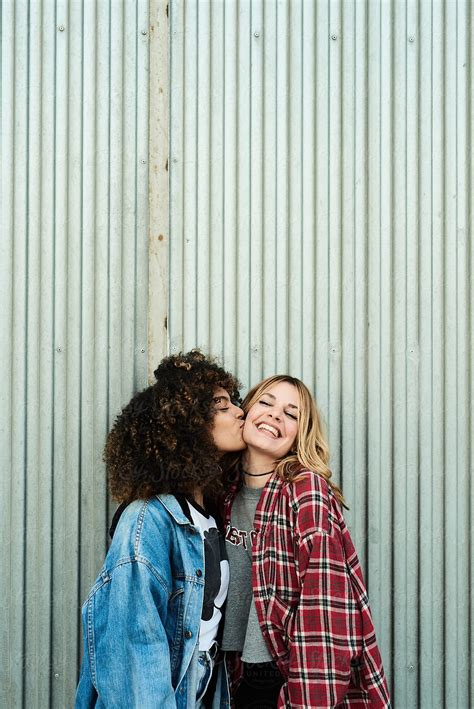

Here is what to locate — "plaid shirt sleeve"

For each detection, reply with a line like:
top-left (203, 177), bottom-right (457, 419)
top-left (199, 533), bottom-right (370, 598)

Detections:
top-left (284, 476), bottom-right (390, 708)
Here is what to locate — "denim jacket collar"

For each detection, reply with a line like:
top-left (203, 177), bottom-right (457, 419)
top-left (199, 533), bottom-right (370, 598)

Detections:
top-left (156, 493), bottom-right (192, 526)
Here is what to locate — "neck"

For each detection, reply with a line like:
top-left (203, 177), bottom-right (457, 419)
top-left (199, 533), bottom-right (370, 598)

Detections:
top-left (192, 489), bottom-right (204, 507)
top-left (241, 450), bottom-right (276, 489)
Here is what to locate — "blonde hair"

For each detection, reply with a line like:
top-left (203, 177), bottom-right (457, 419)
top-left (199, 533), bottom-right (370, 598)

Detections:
top-left (241, 375), bottom-right (345, 505)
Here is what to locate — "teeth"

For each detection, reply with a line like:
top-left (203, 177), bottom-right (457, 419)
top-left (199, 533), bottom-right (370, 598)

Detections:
top-left (257, 423), bottom-right (279, 438)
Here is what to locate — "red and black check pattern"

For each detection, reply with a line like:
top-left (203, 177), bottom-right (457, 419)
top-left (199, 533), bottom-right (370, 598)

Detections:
top-left (223, 471), bottom-right (390, 708)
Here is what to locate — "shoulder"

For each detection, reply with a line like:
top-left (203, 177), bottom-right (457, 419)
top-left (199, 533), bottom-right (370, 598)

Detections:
top-left (282, 470), bottom-right (338, 536)
top-left (109, 497), bottom-right (178, 561)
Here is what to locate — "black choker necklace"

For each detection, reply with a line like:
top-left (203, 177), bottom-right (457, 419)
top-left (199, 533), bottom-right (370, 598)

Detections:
top-left (243, 469), bottom-right (275, 477)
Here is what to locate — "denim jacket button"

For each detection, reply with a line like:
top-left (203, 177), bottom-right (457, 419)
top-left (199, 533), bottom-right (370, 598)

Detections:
top-left (196, 569), bottom-right (203, 577)
top-left (184, 630), bottom-right (193, 639)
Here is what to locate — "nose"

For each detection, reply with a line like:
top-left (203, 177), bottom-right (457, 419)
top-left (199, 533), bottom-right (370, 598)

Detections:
top-left (234, 404), bottom-right (244, 419)
top-left (269, 410), bottom-right (281, 421)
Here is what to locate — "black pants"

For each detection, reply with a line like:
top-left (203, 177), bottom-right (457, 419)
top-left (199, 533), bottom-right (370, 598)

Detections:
top-left (233, 661), bottom-right (284, 709)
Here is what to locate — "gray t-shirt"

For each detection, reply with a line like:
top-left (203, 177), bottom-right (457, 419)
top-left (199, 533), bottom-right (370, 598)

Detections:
top-left (221, 484), bottom-right (272, 663)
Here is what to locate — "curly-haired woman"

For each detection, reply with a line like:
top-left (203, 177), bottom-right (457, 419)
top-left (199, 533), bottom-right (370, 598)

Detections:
top-left (221, 376), bottom-right (390, 708)
top-left (75, 351), bottom-right (245, 709)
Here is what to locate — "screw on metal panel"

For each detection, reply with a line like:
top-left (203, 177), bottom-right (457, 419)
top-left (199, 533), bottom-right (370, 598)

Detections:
top-left (58, 25), bottom-right (65, 32)
top-left (141, 30), bottom-right (148, 36)
top-left (56, 347), bottom-right (62, 352)
top-left (331, 34), bottom-right (338, 41)
top-left (408, 36), bottom-right (415, 42)
top-left (141, 159), bottom-right (146, 164)
top-left (140, 348), bottom-right (145, 353)
top-left (408, 664), bottom-right (414, 671)
top-left (254, 31), bottom-right (260, 38)
top-left (54, 673), bottom-right (60, 679)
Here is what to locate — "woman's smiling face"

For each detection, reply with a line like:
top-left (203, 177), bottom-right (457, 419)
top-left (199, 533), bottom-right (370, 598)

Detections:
top-left (242, 380), bottom-right (300, 460)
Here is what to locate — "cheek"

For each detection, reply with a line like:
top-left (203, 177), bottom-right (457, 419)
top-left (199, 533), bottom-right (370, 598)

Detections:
top-left (211, 418), bottom-right (229, 444)
top-left (221, 416), bottom-right (239, 439)
top-left (210, 424), bottom-right (222, 446)
top-left (242, 419), bottom-right (253, 442)
top-left (285, 423), bottom-right (298, 449)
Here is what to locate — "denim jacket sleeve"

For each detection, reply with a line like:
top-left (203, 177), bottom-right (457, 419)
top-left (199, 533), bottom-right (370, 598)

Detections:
top-left (76, 557), bottom-right (177, 709)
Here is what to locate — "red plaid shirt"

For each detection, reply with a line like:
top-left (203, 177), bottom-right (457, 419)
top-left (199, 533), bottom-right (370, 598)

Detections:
top-left (222, 470), bottom-right (390, 708)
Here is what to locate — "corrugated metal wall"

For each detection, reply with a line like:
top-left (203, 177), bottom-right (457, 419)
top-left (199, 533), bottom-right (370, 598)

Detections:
top-left (168, 1), bottom-right (473, 707)
top-left (0, 1), bottom-right (149, 707)
top-left (2, 0), bottom-right (473, 707)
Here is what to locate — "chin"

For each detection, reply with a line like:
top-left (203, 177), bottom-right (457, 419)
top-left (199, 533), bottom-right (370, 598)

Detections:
top-left (249, 441), bottom-right (279, 456)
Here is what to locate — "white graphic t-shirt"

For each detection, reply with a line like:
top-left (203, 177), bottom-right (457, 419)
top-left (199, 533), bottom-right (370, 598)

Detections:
top-left (182, 498), bottom-right (230, 651)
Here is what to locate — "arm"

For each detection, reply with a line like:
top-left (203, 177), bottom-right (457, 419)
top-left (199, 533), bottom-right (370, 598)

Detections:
top-left (286, 527), bottom-right (389, 708)
top-left (84, 559), bottom-right (177, 709)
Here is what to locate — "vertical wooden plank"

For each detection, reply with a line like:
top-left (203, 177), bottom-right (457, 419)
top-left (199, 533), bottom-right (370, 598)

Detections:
top-left (168, 0), bottom-right (184, 353)
top-left (182, 0), bottom-right (198, 351)
top-left (136, 0), bottom-right (150, 386)
top-left (149, 0), bottom-right (169, 373)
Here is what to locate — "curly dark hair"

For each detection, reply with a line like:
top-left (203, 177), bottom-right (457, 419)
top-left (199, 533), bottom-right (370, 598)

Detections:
top-left (105, 350), bottom-right (241, 502)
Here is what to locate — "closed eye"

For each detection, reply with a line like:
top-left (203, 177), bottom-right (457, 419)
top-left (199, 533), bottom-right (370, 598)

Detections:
top-left (285, 412), bottom-right (297, 420)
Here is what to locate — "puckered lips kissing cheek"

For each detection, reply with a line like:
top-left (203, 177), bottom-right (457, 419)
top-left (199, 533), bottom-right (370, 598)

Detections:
top-left (210, 388), bottom-right (246, 453)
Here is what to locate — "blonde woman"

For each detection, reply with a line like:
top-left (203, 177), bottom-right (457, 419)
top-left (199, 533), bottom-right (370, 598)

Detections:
top-left (221, 376), bottom-right (390, 708)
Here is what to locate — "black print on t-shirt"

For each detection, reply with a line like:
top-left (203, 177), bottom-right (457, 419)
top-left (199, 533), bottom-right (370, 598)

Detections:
top-left (202, 528), bottom-right (227, 621)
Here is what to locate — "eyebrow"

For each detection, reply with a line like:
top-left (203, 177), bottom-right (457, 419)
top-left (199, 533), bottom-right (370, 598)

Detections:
top-left (213, 395), bottom-right (231, 403)
top-left (261, 392), bottom-right (299, 410)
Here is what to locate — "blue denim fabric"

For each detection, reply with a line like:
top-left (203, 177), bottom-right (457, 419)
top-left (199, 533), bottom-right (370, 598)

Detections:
top-left (195, 649), bottom-right (215, 707)
top-left (75, 495), bottom-right (230, 709)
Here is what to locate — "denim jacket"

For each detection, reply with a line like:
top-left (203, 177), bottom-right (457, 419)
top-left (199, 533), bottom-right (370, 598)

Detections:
top-left (75, 495), bottom-right (230, 709)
